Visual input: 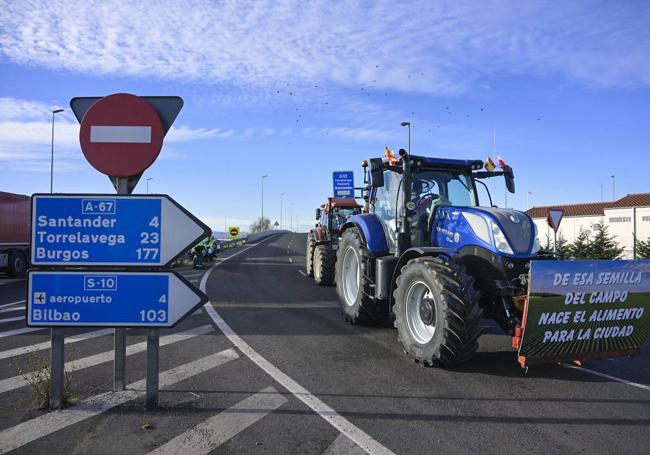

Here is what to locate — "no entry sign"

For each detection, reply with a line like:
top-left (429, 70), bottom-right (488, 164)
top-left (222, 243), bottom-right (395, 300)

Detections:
top-left (79, 93), bottom-right (165, 177)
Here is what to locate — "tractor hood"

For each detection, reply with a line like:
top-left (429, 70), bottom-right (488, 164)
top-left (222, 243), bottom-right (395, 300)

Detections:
top-left (433, 206), bottom-right (538, 256)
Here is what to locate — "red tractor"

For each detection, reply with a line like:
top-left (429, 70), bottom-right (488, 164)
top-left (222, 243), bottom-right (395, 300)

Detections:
top-left (306, 198), bottom-right (363, 285)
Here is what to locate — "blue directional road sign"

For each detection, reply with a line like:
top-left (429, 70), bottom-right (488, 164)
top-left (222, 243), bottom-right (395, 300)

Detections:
top-left (333, 171), bottom-right (354, 198)
top-left (31, 194), bottom-right (210, 267)
top-left (26, 270), bottom-right (207, 327)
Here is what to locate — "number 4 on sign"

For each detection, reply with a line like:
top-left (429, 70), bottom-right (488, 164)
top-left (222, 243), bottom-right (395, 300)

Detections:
top-left (150, 217), bottom-right (159, 228)
top-left (159, 295), bottom-right (167, 304)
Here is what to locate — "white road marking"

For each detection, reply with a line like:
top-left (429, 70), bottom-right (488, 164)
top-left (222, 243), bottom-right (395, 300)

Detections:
top-left (298, 269), bottom-right (307, 277)
top-left (0, 325), bottom-right (214, 394)
top-left (323, 434), bottom-right (367, 455)
top-left (90, 125), bottom-right (151, 143)
top-left (190, 279), bottom-right (199, 284)
top-left (182, 273), bottom-right (204, 278)
top-left (0, 305), bottom-right (25, 314)
top-left (0, 327), bottom-right (44, 339)
top-left (0, 328), bottom-right (113, 361)
top-left (148, 386), bottom-right (287, 455)
top-left (0, 299), bottom-right (25, 309)
top-left (562, 363), bottom-right (650, 392)
top-left (0, 315), bottom-right (24, 324)
top-left (0, 349), bottom-right (239, 454)
top-left (200, 235), bottom-right (392, 455)
top-left (289, 257), bottom-right (293, 263)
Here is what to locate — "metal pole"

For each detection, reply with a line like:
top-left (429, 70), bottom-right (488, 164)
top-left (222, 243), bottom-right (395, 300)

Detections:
top-left (113, 177), bottom-right (129, 391)
top-left (145, 328), bottom-right (159, 410)
top-left (50, 327), bottom-right (64, 409)
top-left (554, 230), bottom-right (558, 257)
top-left (261, 175), bottom-right (267, 231)
top-left (290, 204), bottom-right (293, 231)
top-left (280, 193), bottom-right (285, 230)
top-left (407, 124), bottom-right (411, 155)
top-left (50, 112), bottom-right (55, 194)
top-left (611, 175), bottom-right (615, 201)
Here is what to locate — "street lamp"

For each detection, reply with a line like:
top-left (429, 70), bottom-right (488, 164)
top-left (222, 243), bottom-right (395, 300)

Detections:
top-left (50, 108), bottom-right (64, 193)
top-left (146, 178), bottom-right (153, 194)
top-left (290, 203), bottom-right (294, 232)
top-left (261, 175), bottom-right (268, 231)
top-left (611, 175), bottom-right (616, 201)
top-left (280, 192), bottom-right (285, 230)
top-left (400, 121), bottom-right (411, 155)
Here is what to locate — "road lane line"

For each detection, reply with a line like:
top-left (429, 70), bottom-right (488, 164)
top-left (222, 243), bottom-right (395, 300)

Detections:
top-left (0, 315), bottom-right (24, 324)
top-left (0, 325), bottom-right (214, 394)
top-left (200, 234), bottom-right (393, 455)
top-left (323, 434), bottom-right (366, 455)
top-left (0, 349), bottom-right (239, 454)
top-left (0, 300), bottom-right (25, 309)
top-left (0, 328), bottom-right (113, 361)
top-left (298, 269), bottom-right (307, 276)
top-left (0, 305), bottom-right (25, 314)
top-left (562, 363), bottom-right (650, 392)
top-left (148, 386), bottom-right (287, 455)
top-left (289, 257), bottom-right (293, 263)
top-left (0, 327), bottom-right (44, 338)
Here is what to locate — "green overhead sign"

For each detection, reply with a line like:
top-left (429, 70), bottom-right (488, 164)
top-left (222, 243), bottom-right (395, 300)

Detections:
top-left (517, 260), bottom-right (650, 366)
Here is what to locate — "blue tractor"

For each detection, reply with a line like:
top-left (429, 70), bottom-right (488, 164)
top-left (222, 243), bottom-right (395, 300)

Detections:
top-left (335, 149), bottom-right (541, 367)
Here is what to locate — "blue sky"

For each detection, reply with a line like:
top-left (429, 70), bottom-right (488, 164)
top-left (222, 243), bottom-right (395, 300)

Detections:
top-left (1, 0), bottom-right (649, 232)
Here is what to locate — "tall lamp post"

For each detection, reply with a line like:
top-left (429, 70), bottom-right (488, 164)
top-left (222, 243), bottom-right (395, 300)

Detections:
top-left (50, 108), bottom-right (64, 193)
top-left (146, 178), bottom-right (153, 194)
top-left (280, 192), bottom-right (285, 230)
top-left (611, 175), bottom-right (616, 201)
top-left (261, 175), bottom-right (268, 231)
top-left (400, 121), bottom-right (411, 155)
top-left (290, 203), bottom-right (294, 232)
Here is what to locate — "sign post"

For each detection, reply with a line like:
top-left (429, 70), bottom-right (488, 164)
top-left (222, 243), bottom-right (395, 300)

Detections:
top-left (546, 208), bottom-right (564, 256)
top-left (31, 93), bottom-right (210, 410)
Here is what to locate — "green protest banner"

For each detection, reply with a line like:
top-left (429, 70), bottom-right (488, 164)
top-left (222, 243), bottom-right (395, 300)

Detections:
top-left (517, 260), bottom-right (650, 367)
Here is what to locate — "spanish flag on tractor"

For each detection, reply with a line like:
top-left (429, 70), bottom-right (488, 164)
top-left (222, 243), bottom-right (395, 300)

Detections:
top-left (385, 146), bottom-right (398, 165)
top-left (497, 154), bottom-right (507, 169)
top-left (484, 156), bottom-right (496, 171)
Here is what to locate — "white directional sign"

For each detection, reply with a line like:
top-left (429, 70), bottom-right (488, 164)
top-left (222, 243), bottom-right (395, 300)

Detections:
top-left (546, 208), bottom-right (564, 232)
top-left (27, 270), bottom-right (207, 327)
top-left (31, 194), bottom-right (210, 267)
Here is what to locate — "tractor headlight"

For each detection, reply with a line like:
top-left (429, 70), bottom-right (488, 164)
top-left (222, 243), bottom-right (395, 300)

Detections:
top-left (490, 221), bottom-right (514, 254)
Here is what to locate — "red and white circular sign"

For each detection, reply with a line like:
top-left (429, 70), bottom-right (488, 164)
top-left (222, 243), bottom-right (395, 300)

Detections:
top-left (79, 93), bottom-right (164, 177)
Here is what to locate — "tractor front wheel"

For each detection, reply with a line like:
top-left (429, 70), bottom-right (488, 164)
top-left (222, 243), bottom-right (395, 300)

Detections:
top-left (305, 234), bottom-right (315, 277)
top-left (335, 228), bottom-right (386, 324)
top-left (393, 257), bottom-right (482, 367)
top-left (313, 244), bottom-right (335, 286)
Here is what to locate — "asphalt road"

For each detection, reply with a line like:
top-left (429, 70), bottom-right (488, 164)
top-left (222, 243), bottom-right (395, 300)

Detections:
top-left (0, 232), bottom-right (648, 454)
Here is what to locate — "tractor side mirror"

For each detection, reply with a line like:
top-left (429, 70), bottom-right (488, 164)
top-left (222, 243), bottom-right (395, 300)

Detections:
top-left (504, 165), bottom-right (515, 193)
top-left (369, 158), bottom-right (384, 188)
top-left (315, 208), bottom-right (322, 220)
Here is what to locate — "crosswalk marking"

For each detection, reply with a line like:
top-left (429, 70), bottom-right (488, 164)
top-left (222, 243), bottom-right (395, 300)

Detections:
top-left (0, 305), bottom-right (25, 314)
top-left (0, 325), bottom-right (214, 394)
top-left (0, 349), bottom-right (240, 454)
top-left (323, 434), bottom-right (367, 455)
top-left (148, 386), bottom-right (287, 455)
top-left (0, 315), bottom-right (24, 324)
top-left (0, 299), bottom-right (25, 309)
top-left (0, 328), bottom-right (113, 361)
top-left (0, 327), bottom-right (44, 339)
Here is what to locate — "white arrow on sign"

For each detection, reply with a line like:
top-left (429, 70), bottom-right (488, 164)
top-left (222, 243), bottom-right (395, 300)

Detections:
top-left (547, 208), bottom-right (564, 232)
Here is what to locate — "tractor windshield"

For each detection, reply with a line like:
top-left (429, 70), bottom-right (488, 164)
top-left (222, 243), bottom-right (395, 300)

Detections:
top-left (332, 207), bottom-right (357, 230)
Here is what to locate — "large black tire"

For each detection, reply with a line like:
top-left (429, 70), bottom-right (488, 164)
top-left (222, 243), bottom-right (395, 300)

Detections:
top-left (393, 257), bottom-right (482, 367)
top-left (335, 228), bottom-right (387, 324)
top-left (305, 233), bottom-right (315, 277)
top-left (313, 244), bottom-right (336, 286)
top-left (8, 250), bottom-right (27, 277)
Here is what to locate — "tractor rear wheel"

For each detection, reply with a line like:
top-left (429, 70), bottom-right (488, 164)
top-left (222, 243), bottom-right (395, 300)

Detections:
top-left (335, 228), bottom-right (386, 324)
top-left (393, 257), bottom-right (482, 367)
top-left (313, 244), bottom-right (335, 286)
top-left (305, 234), bottom-right (315, 277)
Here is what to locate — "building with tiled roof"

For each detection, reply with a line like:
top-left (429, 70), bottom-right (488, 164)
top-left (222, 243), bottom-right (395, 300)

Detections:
top-left (525, 193), bottom-right (650, 259)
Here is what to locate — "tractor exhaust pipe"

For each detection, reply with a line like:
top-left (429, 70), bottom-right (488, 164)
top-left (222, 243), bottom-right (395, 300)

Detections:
top-left (396, 148), bottom-right (411, 256)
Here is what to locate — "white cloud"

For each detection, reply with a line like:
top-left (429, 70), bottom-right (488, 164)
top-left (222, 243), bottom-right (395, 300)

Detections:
top-left (0, 1), bottom-right (648, 96)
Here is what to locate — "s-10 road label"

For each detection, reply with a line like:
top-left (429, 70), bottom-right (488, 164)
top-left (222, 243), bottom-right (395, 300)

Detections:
top-left (27, 270), bottom-right (208, 327)
top-left (31, 194), bottom-right (210, 267)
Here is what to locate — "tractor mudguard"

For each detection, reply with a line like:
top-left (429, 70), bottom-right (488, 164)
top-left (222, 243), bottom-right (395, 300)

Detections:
top-left (339, 214), bottom-right (389, 256)
top-left (387, 247), bottom-right (457, 307)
